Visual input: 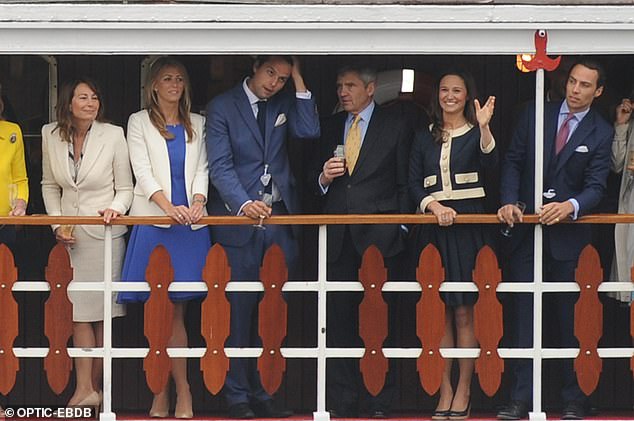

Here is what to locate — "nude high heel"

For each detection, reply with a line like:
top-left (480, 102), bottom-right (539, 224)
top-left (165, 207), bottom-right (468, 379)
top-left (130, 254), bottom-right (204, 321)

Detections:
top-left (175, 389), bottom-right (193, 419)
top-left (149, 391), bottom-right (169, 418)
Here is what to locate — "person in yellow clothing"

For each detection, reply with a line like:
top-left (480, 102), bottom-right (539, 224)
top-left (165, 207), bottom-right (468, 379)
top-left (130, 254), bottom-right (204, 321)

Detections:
top-left (0, 93), bottom-right (28, 248)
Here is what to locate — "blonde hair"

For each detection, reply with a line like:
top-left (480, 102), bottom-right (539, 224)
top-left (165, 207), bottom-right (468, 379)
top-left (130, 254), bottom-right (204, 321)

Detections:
top-left (144, 57), bottom-right (194, 141)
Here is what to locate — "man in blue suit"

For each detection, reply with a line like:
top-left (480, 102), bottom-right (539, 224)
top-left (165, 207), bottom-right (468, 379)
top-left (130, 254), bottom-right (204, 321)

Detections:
top-left (496, 59), bottom-right (613, 421)
top-left (206, 55), bottom-right (320, 419)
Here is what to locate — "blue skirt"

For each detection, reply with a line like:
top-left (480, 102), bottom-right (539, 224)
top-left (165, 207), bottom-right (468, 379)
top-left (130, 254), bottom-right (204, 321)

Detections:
top-left (117, 224), bottom-right (211, 303)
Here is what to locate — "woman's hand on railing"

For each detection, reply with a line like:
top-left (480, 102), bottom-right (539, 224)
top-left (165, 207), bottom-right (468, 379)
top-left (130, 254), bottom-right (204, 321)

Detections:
top-left (427, 201), bottom-right (457, 227)
top-left (9, 199), bottom-right (26, 216)
top-left (497, 203), bottom-right (523, 227)
top-left (166, 204), bottom-right (193, 225)
top-left (98, 208), bottom-right (121, 224)
top-left (189, 201), bottom-right (205, 224)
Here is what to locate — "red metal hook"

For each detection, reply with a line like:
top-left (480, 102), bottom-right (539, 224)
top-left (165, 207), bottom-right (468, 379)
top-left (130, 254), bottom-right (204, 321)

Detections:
top-left (523, 30), bottom-right (561, 72)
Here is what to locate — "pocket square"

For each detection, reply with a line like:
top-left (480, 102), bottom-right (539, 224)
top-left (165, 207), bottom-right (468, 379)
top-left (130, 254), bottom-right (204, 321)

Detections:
top-left (274, 113), bottom-right (287, 127)
top-left (575, 145), bottom-right (589, 153)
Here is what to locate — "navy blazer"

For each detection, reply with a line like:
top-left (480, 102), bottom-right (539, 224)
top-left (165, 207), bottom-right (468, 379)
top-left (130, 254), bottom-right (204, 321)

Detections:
top-left (500, 101), bottom-right (613, 260)
top-left (206, 83), bottom-right (320, 247)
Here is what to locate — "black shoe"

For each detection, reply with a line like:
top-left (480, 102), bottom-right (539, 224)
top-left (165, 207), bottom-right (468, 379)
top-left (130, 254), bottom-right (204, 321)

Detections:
top-left (228, 403), bottom-right (255, 419)
top-left (328, 407), bottom-right (358, 418)
top-left (562, 401), bottom-right (586, 420)
top-left (497, 400), bottom-right (529, 420)
top-left (448, 399), bottom-right (471, 420)
top-left (371, 409), bottom-right (388, 418)
top-left (252, 400), bottom-right (293, 418)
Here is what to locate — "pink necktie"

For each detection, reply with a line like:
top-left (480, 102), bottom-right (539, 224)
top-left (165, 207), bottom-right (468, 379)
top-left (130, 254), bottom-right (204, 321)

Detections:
top-left (555, 113), bottom-right (575, 155)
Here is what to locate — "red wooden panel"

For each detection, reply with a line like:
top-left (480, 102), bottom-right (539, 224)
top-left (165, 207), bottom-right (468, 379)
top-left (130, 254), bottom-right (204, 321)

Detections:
top-left (574, 245), bottom-right (603, 395)
top-left (472, 245), bottom-right (504, 397)
top-left (358, 246), bottom-right (388, 397)
top-left (415, 244), bottom-right (445, 395)
top-left (43, 243), bottom-right (74, 394)
top-left (0, 244), bottom-right (19, 394)
top-left (200, 244), bottom-right (231, 395)
top-left (143, 245), bottom-right (174, 395)
top-left (258, 244), bottom-right (288, 395)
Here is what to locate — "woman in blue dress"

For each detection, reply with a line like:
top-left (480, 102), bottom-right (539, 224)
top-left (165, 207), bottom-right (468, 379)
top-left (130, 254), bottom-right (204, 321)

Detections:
top-left (118, 57), bottom-right (210, 419)
top-left (409, 70), bottom-right (497, 420)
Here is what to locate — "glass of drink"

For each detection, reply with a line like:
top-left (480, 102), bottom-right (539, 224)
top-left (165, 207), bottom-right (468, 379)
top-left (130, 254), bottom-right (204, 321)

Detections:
top-left (334, 144), bottom-right (345, 162)
top-left (500, 201), bottom-right (526, 237)
top-left (253, 192), bottom-right (273, 230)
top-left (8, 183), bottom-right (17, 210)
top-left (58, 224), bottom-right (75, 238)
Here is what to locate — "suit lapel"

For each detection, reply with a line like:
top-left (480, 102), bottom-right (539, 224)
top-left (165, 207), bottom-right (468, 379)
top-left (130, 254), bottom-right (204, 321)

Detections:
top-left (543, 105), bottom-right (558, 177)
top-left (76, 122), bottom-right (105, 185)
top-left (53, 129), bottom-right (76, 187)
top-left (556, 110), bottom-right (595, 173)
top-left (233, 86), bottom-right (264, 150)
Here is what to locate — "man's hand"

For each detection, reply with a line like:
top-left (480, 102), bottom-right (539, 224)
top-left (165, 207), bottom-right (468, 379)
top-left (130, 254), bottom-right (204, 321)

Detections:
top-left (291, 56), bottom-right (307, 92)
top-left (539, 201), bottom-right (573, 225)
top-left (497, 203), bottom-right (523, 227)
top-left (320, 157), bottom-right (346, 187)
top-left (243, 200), bottom-right (272, 221)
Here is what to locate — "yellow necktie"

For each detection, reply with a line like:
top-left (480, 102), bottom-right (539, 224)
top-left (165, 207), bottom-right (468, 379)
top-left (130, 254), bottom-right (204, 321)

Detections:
top-left (344, 114), bottom-right (362, 174)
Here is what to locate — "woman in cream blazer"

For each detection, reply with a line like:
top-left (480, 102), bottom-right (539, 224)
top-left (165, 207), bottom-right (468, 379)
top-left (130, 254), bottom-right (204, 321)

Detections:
top-left (118, 57), bottom-right (209, 419)
top-left (41, 78), bottom-right (133, 407)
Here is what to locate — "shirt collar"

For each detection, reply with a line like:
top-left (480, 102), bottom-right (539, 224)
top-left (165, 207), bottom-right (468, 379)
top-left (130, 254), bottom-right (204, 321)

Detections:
top-left (560, 100), bottom-right (590, 122)
top-left (349, 100), bottom-right (375, 124)
top-left (242, 77), bottom-right (262, 106)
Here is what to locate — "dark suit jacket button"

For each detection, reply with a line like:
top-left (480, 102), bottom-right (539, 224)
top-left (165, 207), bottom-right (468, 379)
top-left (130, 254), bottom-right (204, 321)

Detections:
top-left (347, 184), bottom-right (351, 189)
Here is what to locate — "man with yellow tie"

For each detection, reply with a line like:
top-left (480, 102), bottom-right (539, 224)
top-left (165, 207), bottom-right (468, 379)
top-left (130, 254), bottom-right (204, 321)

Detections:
top-left (315, 64), bottom-right (413, 418)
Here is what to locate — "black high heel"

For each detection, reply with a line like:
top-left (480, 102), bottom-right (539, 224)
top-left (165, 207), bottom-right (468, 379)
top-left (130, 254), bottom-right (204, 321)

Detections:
top-left (432, 395), bottom-right (454, 420)
top-left (432, 408), bottom-right (451, 420)
top-left (448, 399), bottom-right (471, 420)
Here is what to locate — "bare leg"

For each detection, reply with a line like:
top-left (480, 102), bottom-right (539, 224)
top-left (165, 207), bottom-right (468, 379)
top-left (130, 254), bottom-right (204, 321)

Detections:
top-left (68, 322), bottom-right (97, 406)
top-left (435, 307), bottom-right (455, 413)
top-left (450, 305), bottom-right (476, 413)
top-left (171, 303), bottom-right (192, 418)
top-left (92, 322), bottom-right (104, 394)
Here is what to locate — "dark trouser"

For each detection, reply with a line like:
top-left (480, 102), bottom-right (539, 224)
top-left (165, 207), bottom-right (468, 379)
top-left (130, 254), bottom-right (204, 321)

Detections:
top-left (222, 202), bottom-right (298, 407)
top-left (326, 227), bottom-right (407, 415)
top-left (507, 238), bottom-right (585, 405)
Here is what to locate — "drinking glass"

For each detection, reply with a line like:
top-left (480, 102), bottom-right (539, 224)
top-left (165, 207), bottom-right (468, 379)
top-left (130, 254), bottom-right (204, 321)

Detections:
top-left (254, 192), bottom-right (273, 230)
top-left (58, 224), bottom-right (75, 238)
top-left (500, 201), bottom-right (526, 237)
top-left (8, 183), bottom-right (17, 210)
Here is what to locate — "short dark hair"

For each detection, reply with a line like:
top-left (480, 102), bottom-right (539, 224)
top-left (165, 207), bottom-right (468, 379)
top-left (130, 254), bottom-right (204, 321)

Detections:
top-left (253, 55), bottom-right (293, 69)
top-left (336, 64), bottom-right (377, 87)
top-left (569, 58), bottom-right (606, 89)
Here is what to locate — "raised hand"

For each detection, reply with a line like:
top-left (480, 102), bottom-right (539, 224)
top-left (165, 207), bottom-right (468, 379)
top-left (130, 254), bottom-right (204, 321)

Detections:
top-left (475, 96), bottom-right (496, 128)
top-left (616, 98), bottom-right (632, 125)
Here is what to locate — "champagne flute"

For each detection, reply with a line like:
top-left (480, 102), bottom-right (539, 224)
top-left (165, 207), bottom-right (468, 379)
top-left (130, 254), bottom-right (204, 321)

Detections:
top-left (254, 192), bottom-right (273, 230)
top-left (500, 201), bottom-right (526, 237)
top-left (8, 183), bottom-right (17, 211)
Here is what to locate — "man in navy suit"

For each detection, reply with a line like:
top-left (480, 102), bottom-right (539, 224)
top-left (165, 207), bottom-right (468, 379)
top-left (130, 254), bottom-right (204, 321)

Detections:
top-left (206, 55), bottom-right (320, 419)
top-left (316, 65), bottom-right (413, 418)
top-left (497, 60), bottom-right (613, 421)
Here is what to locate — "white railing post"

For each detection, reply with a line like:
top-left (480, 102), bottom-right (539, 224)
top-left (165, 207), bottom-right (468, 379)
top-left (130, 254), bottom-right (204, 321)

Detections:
top-left (100, 225), bottom-right (116, 421)
top-left (530, 65), bottom-right (547, 421)
top-left (313, 224), bottom-right (330, 421)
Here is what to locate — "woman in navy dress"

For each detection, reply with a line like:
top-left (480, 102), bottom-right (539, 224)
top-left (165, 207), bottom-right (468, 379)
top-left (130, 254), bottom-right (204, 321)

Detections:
top-left (409, 70), bottom-right (496, 420)
top-left (118, 57), bottom-right (210, 419)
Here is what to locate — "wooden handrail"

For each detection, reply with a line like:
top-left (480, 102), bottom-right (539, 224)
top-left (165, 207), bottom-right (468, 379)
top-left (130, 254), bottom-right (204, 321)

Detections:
top-left (1, 213), bottom-right (634, 225)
